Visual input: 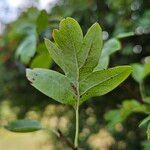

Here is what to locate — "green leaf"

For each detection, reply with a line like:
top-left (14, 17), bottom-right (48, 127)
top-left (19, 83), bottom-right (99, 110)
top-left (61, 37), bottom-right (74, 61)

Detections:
top-left (105, 99), bottom-right (148, 130)
top-left (102, 38), bottom-right (121, 56)
top-left (95, 38), bottom-right (121, 71)
top-left (79, 23), bottom-right (102, 80)
top-left (36, 10), bottom-right (49, 34)
top-left (120, 100), bottom-right (148, 119)
top-left (132, 60), bottom-right (150, 83)
top-left (26, 68), bottom-right (76, 105)
top-left (139, 116), bottom-right (150, 128)
top-left (80, 66), bottom-right (132, 103)
top-left (5, 119), bottom-right (42, 133)
top-left (53, 17), bottom-right (83, 82)
top-left (45, 38), bottom-right (68, 74)
top-left (144, 97), bottom-right (150, 104)
top-left (16, 34), bottom-right (37, 64)
top-left (116, 32), bottom-right (135, 39)
top-left (104, 109), bottom-right (122, 129)
top-left (27, 18), bottom-right (131, 106)
top-left (131, 63), bottom-right (145, 83)
top-left (30, 54), bottom-right (53, 68)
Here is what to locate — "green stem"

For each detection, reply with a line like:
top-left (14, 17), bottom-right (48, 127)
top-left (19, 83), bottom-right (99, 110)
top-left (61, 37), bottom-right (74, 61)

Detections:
top-left (74, 98), bottom-right (80, 148)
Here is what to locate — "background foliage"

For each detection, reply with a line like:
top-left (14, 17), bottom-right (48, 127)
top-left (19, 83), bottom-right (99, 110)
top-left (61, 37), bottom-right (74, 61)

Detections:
top-left (0, 0), bottom-right (150, 149)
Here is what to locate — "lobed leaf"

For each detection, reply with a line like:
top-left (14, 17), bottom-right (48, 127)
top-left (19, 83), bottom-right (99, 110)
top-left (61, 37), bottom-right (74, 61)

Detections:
top-left (26, 17), bottom-right (132, 106)
top-left (53, 17), bottom-right (83, 82)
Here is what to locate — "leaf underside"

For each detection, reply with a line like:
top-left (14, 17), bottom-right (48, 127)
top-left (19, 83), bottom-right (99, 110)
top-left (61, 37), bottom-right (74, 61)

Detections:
top-left (26, 17), bottom-right (132, 106)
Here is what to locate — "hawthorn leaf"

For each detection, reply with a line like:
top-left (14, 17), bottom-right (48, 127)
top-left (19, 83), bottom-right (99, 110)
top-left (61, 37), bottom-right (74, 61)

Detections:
top-left (26, 17), bottom-right (132, 107)
top-left (95, 38), bottom-right (121, 71)
top-left (80, 66), bottom-right (132, 103)
top-left (53, 17), bottom-right (83, 82)
top-left (79, 23), bottom-right (102, 80)
top-left (5, 119), bottom-right (42, 133)
top-left (16, 34), bottom-right (37, 64)
top-left (26, 68), bottom-right (76, 105)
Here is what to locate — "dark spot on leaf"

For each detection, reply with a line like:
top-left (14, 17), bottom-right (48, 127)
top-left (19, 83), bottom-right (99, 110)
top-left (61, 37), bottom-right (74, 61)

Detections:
top-left (32, 78), bottom-right (35, 81)
top-left (70, 83), bottom-right (77, 95)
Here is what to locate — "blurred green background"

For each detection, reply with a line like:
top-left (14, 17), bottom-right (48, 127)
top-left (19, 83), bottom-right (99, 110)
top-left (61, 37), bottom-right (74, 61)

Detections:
top-left (0, 0), bottom-right (150, 149)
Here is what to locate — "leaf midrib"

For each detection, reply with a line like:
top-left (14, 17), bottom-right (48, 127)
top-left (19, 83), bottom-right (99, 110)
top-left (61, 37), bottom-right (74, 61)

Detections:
top-left (66, 23), bottom-right (80, 98)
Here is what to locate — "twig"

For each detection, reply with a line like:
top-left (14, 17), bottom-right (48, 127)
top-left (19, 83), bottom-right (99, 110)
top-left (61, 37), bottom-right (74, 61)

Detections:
top-left (45, 128), bottom-right (77, 149)
top-left (57, 129), bottom-right (77, 150)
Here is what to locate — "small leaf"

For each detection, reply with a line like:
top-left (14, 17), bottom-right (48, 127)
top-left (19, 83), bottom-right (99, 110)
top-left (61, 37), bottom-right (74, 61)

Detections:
top-left (80, 66), bottom-right (132, 103)
top-left (105, 99), bottom-right (148, 130)
top-left (95, 38), bottom-right (121, 71)
top-left (36, 10), bottom-right (49, 34)
top-left (116, 32), bottom-right (135, 39)
top-left (31, 54), bottom-right (52, 68)
top-left (16, 34), bottom-right (37, 64)
top-left (120, 100), bottom-right (148, 119)
top-left (5, 119), bottom-right (42, 133)
top-left (26, 68), bottom-right (76, 105)
top-left (139, 116), bottom-right (150, 128)
top-left (131, 63), bottom-right (145, 83)
top-left (102, 38), bottom-right (121, 56)
top-left (104, 109), bottom-right (122, 129)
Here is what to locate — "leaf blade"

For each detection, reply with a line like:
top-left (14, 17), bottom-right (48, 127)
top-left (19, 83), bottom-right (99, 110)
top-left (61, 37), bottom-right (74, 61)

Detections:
top-left (5, 119), bottom-right (42, 133)
top-left (53, 17), bottom-right (83, 82)
top-left (95, 38), bottom-right (121, 71)
top-left (79, 23), bottom-right (103, 80)
top-left (26, 68), bottom-right (76, 105)
top-left (80, 66), bottom-right (132, 103)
